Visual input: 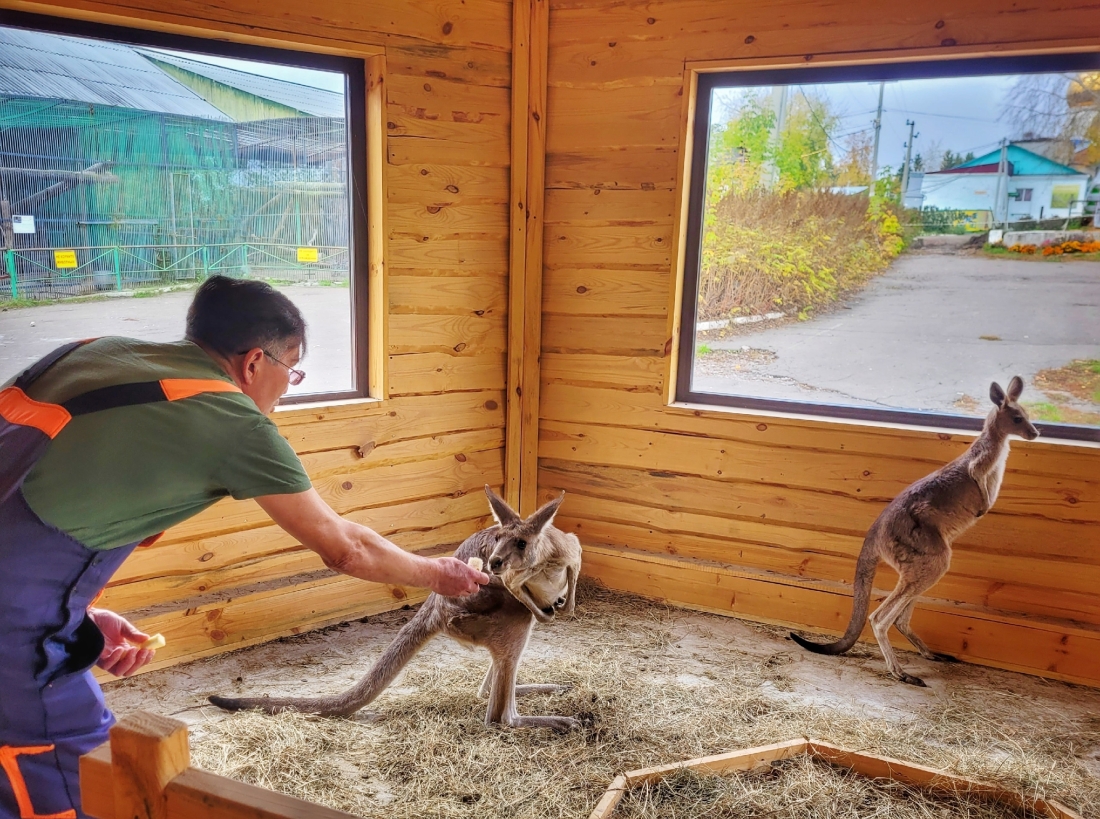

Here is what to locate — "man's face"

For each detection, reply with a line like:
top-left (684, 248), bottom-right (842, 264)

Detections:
top-left (239, 344), bottom-right (302, 415)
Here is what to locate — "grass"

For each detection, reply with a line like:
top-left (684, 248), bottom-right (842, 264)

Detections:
top-left (0, 294), bottom-right (111, 310)
top-left (983, 244), bottom-right (1100, 262)
top-left (696, 344), bottom-right (713, 356)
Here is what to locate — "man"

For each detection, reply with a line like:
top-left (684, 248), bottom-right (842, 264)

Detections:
top-left (0, 275), bottom-right (488, 819)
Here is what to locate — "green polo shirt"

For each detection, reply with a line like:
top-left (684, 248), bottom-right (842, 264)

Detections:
top-left (12, 337), bottom-right (312, 550)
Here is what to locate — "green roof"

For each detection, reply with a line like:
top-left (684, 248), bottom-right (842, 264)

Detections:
top-left (959, 145), bottom-right (1080, 176)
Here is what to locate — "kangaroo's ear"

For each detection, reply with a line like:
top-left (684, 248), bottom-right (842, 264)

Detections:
top-left (1006, 376), bottom-right (1024, 402)
top-left (484, 485), bottom-right (520, 527)
top-left (526, 492), bottom-right (565, 534)
top-left (989, 381), bottom-right (1006, 406)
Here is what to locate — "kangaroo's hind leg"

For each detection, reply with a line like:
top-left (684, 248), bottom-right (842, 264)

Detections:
top-left (483, 622), bottom-right (579, 731)
top-left (894, 599), bottom-right (958, 663)
top-left (478, 665), bottom-right (568, 699)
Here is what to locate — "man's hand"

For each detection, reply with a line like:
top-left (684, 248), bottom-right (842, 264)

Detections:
top-left (431, 557), bottom-right (490, 597)
top-left (87, 607), bottom-right (156, 677)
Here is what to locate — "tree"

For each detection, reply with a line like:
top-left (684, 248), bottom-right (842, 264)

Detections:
top-left (941, 149), bottom-right (975, 170)
top-left (834, 130), bottom-right (873, 186)
top-left (1005, 72), bottom-right (1100, 166)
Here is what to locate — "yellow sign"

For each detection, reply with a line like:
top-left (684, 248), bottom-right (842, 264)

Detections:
top-left (296, 247), bottom-right (319, 263)
top-left (54, 250), bottom-right (78, 269)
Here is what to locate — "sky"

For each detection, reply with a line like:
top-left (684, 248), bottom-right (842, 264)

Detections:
top-left (712, 73), bottom-right (1034, 174)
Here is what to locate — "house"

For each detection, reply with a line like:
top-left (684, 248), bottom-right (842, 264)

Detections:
top-left (920, 144), bottom-right (1090, 223)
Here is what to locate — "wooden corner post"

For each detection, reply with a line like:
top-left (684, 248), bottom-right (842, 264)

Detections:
top-left (110, 712), bottom-right (190, 819)
top-left (505, 0), bottom-right (550, 515)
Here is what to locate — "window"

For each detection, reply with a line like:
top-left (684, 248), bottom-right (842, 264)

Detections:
top-left (0, 13), bottom-right (368, 401)
top-left (679, 56), bottom-right (1100, 442)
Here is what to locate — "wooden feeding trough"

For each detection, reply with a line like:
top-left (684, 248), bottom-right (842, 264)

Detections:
top-left (588, 738), bottom-right (1084, 819)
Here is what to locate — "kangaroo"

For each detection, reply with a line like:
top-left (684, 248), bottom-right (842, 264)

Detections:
top-left (790, 377), bottom-right (1039, 686)
top-left (209, 486), bottom-right (583, 730)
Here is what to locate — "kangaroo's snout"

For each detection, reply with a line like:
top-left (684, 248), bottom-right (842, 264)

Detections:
top-left (489, 557), bottom-right (503, 571)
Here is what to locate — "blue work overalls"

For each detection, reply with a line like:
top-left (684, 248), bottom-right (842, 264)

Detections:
top-left (0, 341), bottom-right (238, 819)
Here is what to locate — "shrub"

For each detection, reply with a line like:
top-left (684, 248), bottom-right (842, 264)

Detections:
top-left (698, 189), bottom-right (902, 322)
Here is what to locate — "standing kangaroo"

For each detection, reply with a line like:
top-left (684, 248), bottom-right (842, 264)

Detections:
top-left (209, 486), bottom-right (582, 730)
top-left (791, 377), bottom-right (1039, 686)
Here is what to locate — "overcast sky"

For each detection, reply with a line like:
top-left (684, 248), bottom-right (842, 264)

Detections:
top-left (713, 73), bottom-right (1031, 173)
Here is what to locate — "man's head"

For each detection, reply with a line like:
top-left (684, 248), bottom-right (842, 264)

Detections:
top-left (185, 275), bottom-right (306, 414)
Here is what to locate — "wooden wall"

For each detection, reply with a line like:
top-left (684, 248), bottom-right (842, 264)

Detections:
top-left (538, 0), bottom-right (1100, 686)
top-left (0, 0), bottom-right (513, 674)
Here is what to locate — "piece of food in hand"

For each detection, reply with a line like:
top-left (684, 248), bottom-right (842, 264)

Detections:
top-left (467, 557), bottom-right (484, 572)
top-left (138, 633), bottom-right (166, 651)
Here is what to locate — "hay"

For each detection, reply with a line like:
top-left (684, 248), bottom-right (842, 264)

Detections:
top-left (187, 583), bottom-right (1099, 818)
top-left (619, 757), bottom-right (1034, 819)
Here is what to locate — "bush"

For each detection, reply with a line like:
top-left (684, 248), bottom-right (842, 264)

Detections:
top-left (699, 189), bottom-right (903, 322)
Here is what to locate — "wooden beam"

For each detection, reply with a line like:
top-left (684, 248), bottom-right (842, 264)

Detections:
top-left (109, 712), bottom-right (190, 819)
top-left (366, 54), bottom-right (389, 399)
top-left (505, 0), bottom-right (549, 514)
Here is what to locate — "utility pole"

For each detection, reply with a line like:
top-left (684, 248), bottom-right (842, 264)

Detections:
top-left (993, 138), bottom-right (1009, 227)
top-left (899, 119), bottom-right (917, 206)
top-left (765, 85), bottom-right (789, 189)
top-left (869, 81), bottom-right (885, 189)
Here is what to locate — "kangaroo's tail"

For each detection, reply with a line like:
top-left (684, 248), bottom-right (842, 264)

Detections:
top-left (209, 607), bottom-right (438, 717)
top-left (790, 543), bottom-right (878, 656)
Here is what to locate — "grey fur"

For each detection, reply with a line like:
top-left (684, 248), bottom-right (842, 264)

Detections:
top-left (790, 376), bottom-right (1039, 686)
top-left (209, 486), bottom-right (583, 730)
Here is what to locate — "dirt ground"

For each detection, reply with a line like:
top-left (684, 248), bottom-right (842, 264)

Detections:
top-left (102, 582), bottom-right (1100, 818)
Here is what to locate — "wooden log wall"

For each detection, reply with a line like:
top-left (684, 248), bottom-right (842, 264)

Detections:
top-left (539, 0), bottom-right (1100, 686)
top-left (0, 0), bottom-right (514, 674)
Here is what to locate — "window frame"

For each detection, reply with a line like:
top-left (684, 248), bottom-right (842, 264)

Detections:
top-left (677, 54), bottom-right (1100, 444)
top-left (0, 10), bottom-right (371, 404)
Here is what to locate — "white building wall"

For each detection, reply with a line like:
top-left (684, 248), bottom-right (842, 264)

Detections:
top-left (920, 173), bottom-right (1087, 221)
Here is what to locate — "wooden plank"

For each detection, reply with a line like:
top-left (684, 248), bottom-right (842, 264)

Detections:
top-left (388, 136), bottom-right (510, 167)
top-left (587, 773), bottom-right (628, 819)
top-left (505, 0), bottom-right (533, 509)
top-left (546, 84), bottom-right (682, 151)
top-left (542, 267), bottom-right (670, 317)
top-left (544, 224), bottom-right (672, 267)
top-left (387, 233), bottom-right (508, 268)
top-left (388, 351), bottom-right (506, 395)
top-left (162, 446), bottom-right (503, 545)
top-left (538, 459), bottom-right (1100, 574)
top-left (388, 313), bottom-right (506, 355)
top-left (808, 742), bottom-right (1085, 819)
top-left (110, 713), bottom-right (189, 819)
top-left (542, 316), bottom-right (669, 356)
top-left (541, 353), bottom-right (666, 393)
top-left (537, 383), bottom-right (1100, 483)
top-left (278, 390), bottom-right (506, 454)
top-left (385, 110), bottom-right (509, 151)
top-left (546, 147), bottom-right (678, 190)
top-left (536, 419), bottom-right (1100, 526)
top-left (387, 71), bottom-right (511, 118)
top-left (545, 188), bottom-right (676, 225)
top-left (554, 503), bottom-right (1100, 625)
top-left (4, 0), bottom-right (513, 52)
top-left (166, 767), bottom-right (358, 819)
top-left (389, 203), bottom-right (510, 236)
top-left (389, 270), bottom-right (507, 315)
top-left (581, 545), bottom-right (1100, 686)
top-left (384, 37), bottom-right (512, 88)
top-left (367, 54), bottom-right (388, 400)
top-left (96, 572), bottom-right (433, 679)
top-left (623, 738), bottom-right (808, 784)
top-left (519, 0), bottom-right (549, 515)
top-left (79, 743), bottom-right (115, 819)
top-left (386, 163), bottom-right (510, 205)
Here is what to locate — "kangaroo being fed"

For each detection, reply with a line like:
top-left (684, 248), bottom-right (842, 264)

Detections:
top-left (791, 377), bottom-right (1039, 686)
top-left (209, 486), bottom-right (583, 730)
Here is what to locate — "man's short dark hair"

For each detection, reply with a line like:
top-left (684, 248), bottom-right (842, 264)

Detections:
top-left (185, 275), bottom-right (307, 358)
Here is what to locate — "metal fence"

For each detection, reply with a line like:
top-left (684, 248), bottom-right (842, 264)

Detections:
top-left (2, 242), bottom-right (349, 299)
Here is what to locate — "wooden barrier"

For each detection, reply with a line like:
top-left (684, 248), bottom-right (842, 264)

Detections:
top-left (80, 712), bottom-right (356, 819)
top-left (588, 738), bottom-right (1085, 819)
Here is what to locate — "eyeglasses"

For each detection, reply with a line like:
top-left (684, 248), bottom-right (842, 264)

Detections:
top-left (262, 350), bottom-right (306, 386)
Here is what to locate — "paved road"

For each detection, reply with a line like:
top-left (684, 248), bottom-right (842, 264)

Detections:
top-left (0, 285), bottom-right (354, 397)
top-left (694, 253), bottom-right (1100, 419)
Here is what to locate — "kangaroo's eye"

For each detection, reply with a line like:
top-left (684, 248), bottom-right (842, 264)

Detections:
top-left (1013, 416), bottom-right (1023, 424)
top-left (515, 539), bottom-right (527, 551)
